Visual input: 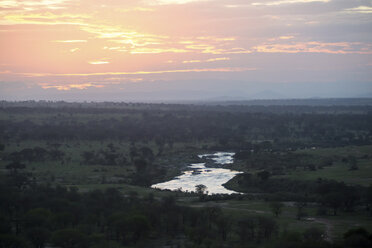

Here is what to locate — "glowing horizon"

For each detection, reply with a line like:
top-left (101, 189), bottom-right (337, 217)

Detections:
top-left (0, 0), bottom-right (371, 98)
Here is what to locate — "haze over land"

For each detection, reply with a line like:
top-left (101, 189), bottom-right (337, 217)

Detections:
top-left (2, 2), bottom-right (372, 247)
top-left (1, 0), bottom-right (372, 101)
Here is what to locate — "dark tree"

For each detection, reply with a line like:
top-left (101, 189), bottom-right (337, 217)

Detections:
top-left (195, 184), bottom-right (207, 195)
top-left (25, 227), bottom-right (50, 248)
top-left (303, 227), bottom-right (325, 244)
top-left (343, 228), bottom-right (372, 248)
top-left (6, 161), bottom-right (26, 174)
top-left (348, 155), bottom-right (358, 171)
top-left (257, 170), bottom-right (270, 181)
top-left (51, 229), bottom-right (87, 248)
top-left (270, 202), bottom-right (284, 217)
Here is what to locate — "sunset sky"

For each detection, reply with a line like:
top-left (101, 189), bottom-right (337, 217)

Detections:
top-left (1, 0), bottom-right (372, 101)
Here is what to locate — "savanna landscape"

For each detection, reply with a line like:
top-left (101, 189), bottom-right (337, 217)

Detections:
top-left (1, 0), bottom-right (372, 247)
top-left (1, 100), bottom-right (372, 248)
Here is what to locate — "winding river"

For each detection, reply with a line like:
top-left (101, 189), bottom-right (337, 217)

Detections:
top-left (151, 152), bottom-right (242, 195)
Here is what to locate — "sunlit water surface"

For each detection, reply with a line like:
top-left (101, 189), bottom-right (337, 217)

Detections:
top-left (151, 152), bottom-right (242, 194)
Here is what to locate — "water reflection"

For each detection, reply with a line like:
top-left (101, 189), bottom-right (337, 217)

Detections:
top-left (198, 152), bottom-right (235, 165)
top-left (151, 152), bottom-right (242, 195)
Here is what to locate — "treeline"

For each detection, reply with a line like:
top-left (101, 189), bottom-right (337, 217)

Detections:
top-left (234, 150), bottom-right (312, 174)
top-left (1, 105), bottom-right (372, 149)
top-left (226, 173), bottom-right (372, 216)
top-left (0, 169), bottom-right (299, 247)
top-left (2, 98), bottom-right (372, 110)
top-left (233, 148), bottom-right (367, 173)
top-left (3, 147), bottom-right (65, 163)
top-left (1, 169), bottom-right (371, 247)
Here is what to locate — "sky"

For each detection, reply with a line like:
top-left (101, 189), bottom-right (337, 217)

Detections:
top-left (0, 0), bottom-right (372, 101)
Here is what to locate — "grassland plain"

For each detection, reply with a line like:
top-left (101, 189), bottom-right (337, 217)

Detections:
top-left (1, 142), bottom-right (372, 241)
top-left (0, 139), bottom-right (213, 186)
top-left (1, 102), bottom-right (372, 246)
top-left (279, 145), bottom-right (372, 186)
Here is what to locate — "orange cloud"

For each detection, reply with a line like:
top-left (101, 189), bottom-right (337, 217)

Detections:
top-left (279, 36), bottom-right (295, 40)
top-left (149, 0), bottom-right (210, 5)
top-left (88, 60), bottom-right (110, 65)
top-left (182, 60), bottom-right (202, 64)
top-left (0, 0), bottom-right (370, 90)
top-left (252, 0), bottom-right (330, 6)
top-left (130, 48), bottom-right (188, 54)
top-left (344, 6), bottom-right (372, 14)
top-left (0, 0), bottom-right (71, 10)
top-left (117, 7), bottom-right (154, 12)
top-left (206, 57), bottom-right (230, 62)
top-left (12, 67), bottom-right (256, 77)
top-left (55, 40), bottom-right (87, 43)
top-left (183, 57), bottom-right (230, 63)
top-left (1, 12), bottom-right (89, 25)
top-left (40, 82), bottom-right (104, 90)
top-left (185, 44), bottom-right (251, 55)
top-left (254, 41), bottom-right (372, 54)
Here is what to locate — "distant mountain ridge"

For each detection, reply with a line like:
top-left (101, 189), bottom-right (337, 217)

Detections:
top-left (2, 98), bottom-right (372, 107)
top-left (196, 98), bottom-right (372, 106)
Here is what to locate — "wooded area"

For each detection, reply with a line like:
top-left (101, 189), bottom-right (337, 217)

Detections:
top-left (1, 100), bottom-right (371, 247)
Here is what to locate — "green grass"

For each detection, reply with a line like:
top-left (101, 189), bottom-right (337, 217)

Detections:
top-left (2, 138), bottom-right (372, 243)
top-left (0, 139), bottom-right (212, 190)
top-left (272, 145), bottom-right (372, 186)
top-left (278, 160), bottom-right (372, 186)
top-left (181, 199), bottom-right (372, 240)
top-left (297, 145), bottom-right (372, 158)
top-left (183, 200), bottom-right (326, 235)
top-left (67, 183), bottom-right (180, 198)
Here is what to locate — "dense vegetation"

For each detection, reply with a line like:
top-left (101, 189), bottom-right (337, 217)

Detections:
top-left (1, 103), bottom-right (371, 149)
top-left (1, 100), bottom-right (372, 247)
top-left (1, 170), bottom-right (371, 248)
